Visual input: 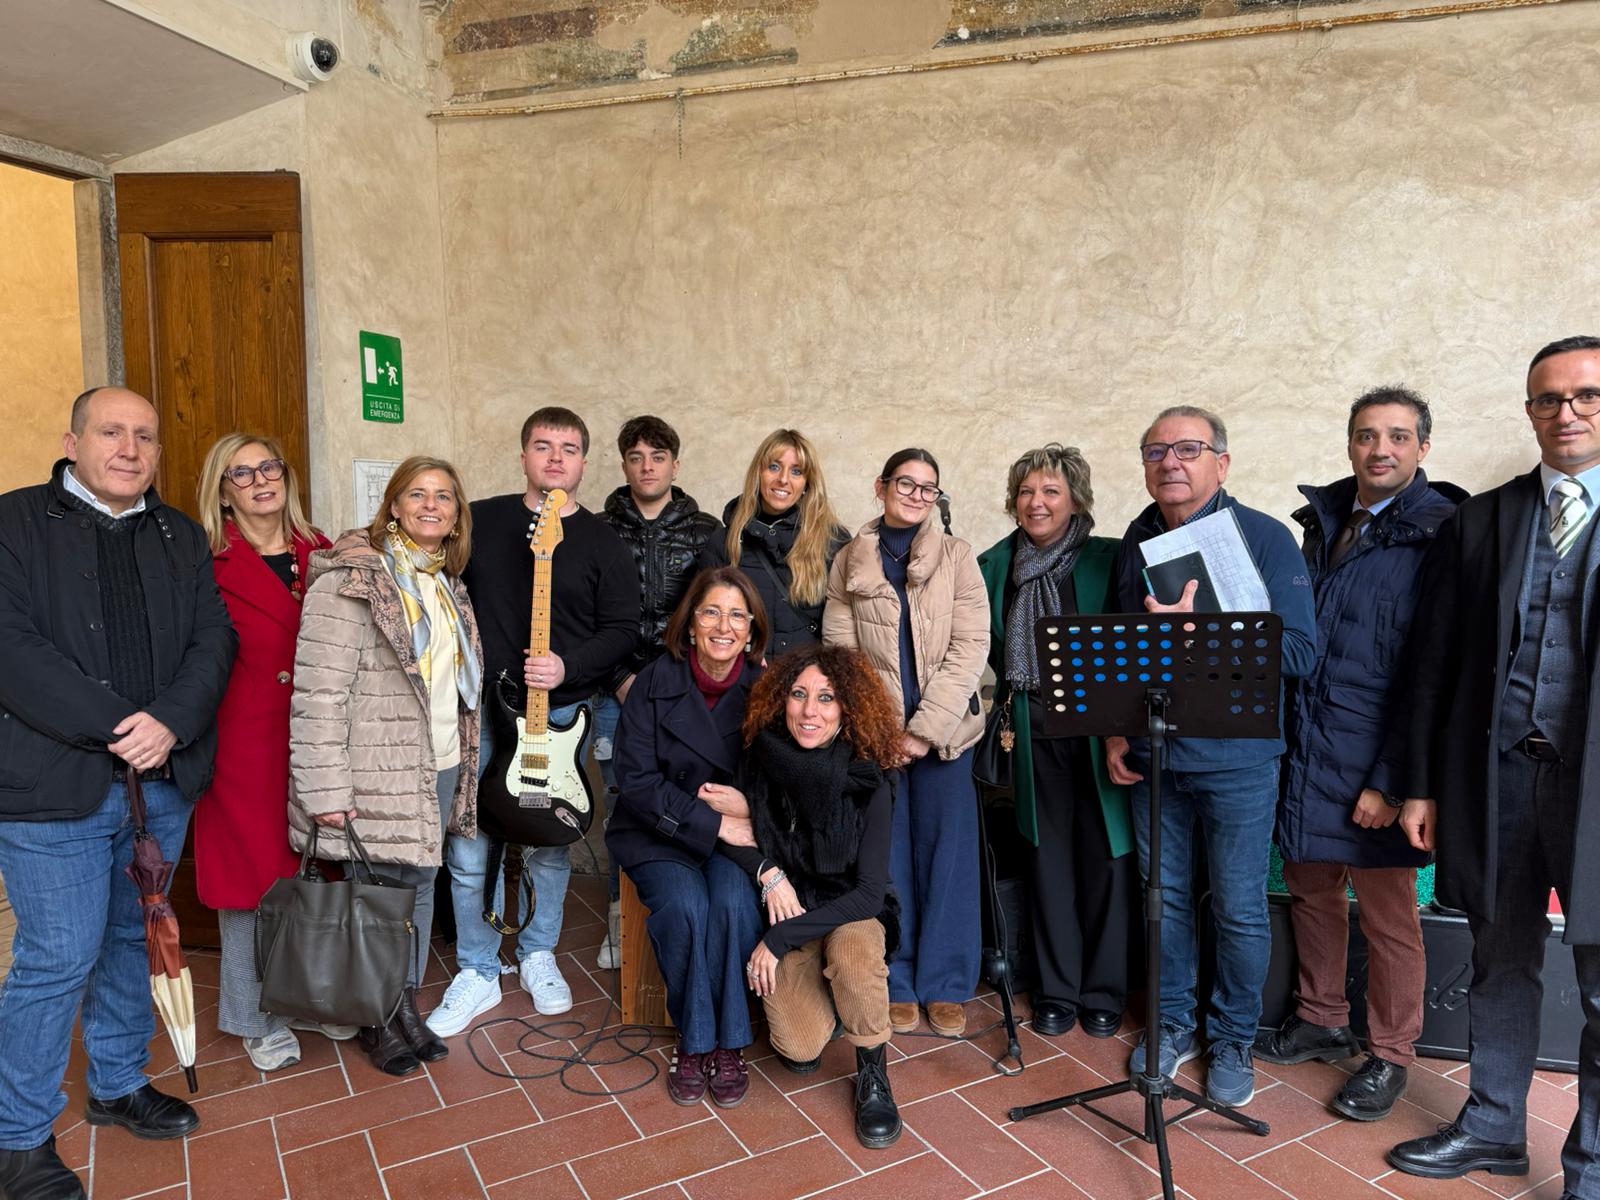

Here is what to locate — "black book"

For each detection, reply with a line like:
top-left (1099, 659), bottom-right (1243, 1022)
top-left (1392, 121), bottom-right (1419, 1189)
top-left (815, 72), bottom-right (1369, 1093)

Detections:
top-left (1141, 551), bottom-right (1221, 612)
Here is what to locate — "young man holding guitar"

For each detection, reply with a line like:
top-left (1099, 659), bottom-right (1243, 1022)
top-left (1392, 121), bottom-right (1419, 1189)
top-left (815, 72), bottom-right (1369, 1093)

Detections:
top-left (428, 408), bottom-right (639, 1035)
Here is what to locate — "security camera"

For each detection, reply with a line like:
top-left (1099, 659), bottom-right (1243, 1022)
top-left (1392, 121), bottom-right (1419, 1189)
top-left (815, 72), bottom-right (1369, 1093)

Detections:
top-left (288, 33), bottom-right (340, 83)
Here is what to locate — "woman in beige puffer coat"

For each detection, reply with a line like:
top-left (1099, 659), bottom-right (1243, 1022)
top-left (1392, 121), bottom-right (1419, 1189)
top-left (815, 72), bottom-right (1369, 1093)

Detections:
top-left (821, 448), bottom-right (989, 1041)
top-left (288, 456), bottom-right (482, 1077)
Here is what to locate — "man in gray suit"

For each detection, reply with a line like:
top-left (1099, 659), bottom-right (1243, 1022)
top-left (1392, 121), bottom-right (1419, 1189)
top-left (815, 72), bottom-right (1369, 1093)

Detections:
top-left (1389, 336), bottom-right (1600, 1198)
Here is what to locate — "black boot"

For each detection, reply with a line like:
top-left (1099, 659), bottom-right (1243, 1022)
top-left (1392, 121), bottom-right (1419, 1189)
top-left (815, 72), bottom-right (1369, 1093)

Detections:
top-left (358, 1019), bottom-right (422, 1076)
top-left (853, 1044), bottom-right (901, 1149)
top-left (395, 986), bottom-right (449, 1062)
top-left (0, 1136), bottom-right (85, 1199)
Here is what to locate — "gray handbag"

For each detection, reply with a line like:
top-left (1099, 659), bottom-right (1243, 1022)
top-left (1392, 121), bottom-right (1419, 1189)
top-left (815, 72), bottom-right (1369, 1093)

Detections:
top-left (255, 824), bottom-right (417, 1027)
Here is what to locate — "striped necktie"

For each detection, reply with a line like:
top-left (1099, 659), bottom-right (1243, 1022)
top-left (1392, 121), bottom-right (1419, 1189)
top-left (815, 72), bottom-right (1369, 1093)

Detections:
top-left (1550, 476), bottom-right (1590, 557)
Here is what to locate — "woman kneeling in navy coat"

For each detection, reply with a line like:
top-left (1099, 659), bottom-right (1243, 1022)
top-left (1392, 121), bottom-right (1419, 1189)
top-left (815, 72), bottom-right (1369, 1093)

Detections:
top-left (608, 566), bottom-right (769, 1109)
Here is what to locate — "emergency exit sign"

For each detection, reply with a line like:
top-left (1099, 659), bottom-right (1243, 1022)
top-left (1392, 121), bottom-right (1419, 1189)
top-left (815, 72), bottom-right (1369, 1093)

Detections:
top-left (360, 330), bottom-right (403, 423)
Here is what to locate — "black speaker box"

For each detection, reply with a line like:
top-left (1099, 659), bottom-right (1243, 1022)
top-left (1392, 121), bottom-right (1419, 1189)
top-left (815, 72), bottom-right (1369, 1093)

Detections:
top-left (1250, 895), bottom-right (1581, 1073)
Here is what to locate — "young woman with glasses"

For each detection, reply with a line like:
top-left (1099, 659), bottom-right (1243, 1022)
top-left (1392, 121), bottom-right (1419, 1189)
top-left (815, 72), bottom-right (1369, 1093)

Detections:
top-left (606, 566), bottom-right (770, 1107)
top-left (193, 434), bottom-right (337, 1071)
top-left (820, 448), bottom-right (989, 1038)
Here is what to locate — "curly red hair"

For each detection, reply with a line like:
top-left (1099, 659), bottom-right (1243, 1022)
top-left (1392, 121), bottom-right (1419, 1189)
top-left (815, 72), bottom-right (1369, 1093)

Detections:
top-left (742, 645), bottom-right (903, 768)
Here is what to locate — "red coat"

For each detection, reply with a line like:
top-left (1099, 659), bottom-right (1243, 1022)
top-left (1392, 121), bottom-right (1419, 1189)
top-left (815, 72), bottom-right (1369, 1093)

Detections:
top-left (194, 524), bottom-right (331, 909)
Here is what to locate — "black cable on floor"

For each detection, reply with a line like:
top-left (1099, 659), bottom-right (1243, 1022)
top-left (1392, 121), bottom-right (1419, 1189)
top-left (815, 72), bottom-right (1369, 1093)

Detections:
top-left (462, 995), bottom-right (671, 1097)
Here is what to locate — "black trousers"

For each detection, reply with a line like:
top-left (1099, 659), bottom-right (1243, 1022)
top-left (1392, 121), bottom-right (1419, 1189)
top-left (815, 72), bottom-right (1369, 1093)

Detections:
top-left (1027, 702), bottom-right (1137, 1013)
top-left (1460, 749), bottom-right (1600, 1198)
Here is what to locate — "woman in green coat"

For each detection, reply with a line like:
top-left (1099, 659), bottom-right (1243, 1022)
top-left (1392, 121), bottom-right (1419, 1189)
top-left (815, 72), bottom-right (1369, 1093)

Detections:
top-left (976, 444), bottom-right (1137, 1040)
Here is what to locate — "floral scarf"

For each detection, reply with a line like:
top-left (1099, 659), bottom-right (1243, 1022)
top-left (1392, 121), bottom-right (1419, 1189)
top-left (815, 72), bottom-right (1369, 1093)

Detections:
top-left (383, 530), bottom-right (480, 708)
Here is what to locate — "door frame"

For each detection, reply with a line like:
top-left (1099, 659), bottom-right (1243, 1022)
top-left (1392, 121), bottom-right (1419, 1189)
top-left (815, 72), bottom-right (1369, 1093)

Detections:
top-left (0, 131), bottom-right (123, 392)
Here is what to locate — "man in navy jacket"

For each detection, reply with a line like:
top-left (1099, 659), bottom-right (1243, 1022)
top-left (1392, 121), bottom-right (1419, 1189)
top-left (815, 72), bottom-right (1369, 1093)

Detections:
top-left (1106, 404), bottom-right (1316, 1109)
top-left (1257, 388), bottom-right (1464, 1122)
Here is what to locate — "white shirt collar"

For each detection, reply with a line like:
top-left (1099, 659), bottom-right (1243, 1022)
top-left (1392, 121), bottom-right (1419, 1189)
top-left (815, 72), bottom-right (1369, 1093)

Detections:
top-left (62, 465), bottom-right (147, 519)
top-left (1358, 493), bottom-right (1397, 518)
top-left (1538, 461), bottom-right (1600, 507)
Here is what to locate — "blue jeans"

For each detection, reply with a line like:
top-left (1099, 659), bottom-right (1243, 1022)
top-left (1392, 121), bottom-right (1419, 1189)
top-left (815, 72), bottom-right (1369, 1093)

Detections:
top-left (0, 779), bottom-right (192, 1149)
top-left (1130, 759), bottom-right (1278, 1046)
top-left (447, 703), bottom-right (588, 976)
top-left (627, 853), bottom-right (761, 1054)
top-left (592, 694), bottom-right (622, 902)
top-left (888, 748), bottom-right (981, 1004)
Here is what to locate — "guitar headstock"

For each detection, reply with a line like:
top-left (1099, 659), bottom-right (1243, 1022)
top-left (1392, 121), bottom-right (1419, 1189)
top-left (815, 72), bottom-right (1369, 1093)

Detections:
top-left (528, 489), bottom-right (567, 560)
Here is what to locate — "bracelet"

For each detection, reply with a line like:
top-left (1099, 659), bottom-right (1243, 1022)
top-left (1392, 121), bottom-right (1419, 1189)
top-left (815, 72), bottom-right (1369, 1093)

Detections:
top-left (759, 869), bottom-right (787, 902)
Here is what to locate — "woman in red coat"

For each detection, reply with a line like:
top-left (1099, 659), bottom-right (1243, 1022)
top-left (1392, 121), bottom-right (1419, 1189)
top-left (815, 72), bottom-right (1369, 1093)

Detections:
top-left (195, 433), bottom-right (334, 1071)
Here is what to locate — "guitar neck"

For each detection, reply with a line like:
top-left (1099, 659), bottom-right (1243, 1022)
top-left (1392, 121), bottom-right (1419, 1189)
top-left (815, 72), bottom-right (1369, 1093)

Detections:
top-left (526, 556), bottom-right (553, 735)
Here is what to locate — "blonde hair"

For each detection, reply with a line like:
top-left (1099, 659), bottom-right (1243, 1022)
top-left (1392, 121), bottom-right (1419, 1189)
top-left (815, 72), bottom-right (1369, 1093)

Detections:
top-left (197, 432), bottom-right (320, 554)
top-left (364, 456), bottom-right (474, 576)
top-left (725, 429), bottom-right (841, 606)
top-left (1004, 444), bottom-right (1095, 524)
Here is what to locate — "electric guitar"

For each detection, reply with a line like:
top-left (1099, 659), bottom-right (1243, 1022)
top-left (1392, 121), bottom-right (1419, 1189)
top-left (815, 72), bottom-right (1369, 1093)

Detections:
top-left (476, 488), bottom-right (595, 850)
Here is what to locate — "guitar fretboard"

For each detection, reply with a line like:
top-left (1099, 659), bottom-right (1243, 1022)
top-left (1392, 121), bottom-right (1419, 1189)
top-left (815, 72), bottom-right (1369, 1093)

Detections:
top-left (525, 554), bottom-right (553, 739)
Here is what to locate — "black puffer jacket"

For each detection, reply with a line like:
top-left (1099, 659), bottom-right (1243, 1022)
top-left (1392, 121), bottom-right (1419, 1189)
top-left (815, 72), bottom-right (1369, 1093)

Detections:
top-left (601, 486), bottom-right (725, 678)
top-left (0, 460), bottom-right (237, 819)
top-left (720, 499), bottom-right (849, 658)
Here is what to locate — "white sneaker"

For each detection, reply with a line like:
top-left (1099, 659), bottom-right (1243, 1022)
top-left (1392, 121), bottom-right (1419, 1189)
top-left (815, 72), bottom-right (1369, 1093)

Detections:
top-left (519, 950), bottom-right (573, 1015)
top-left (425, 969), bottom-right (504, 1038)
top-left (244, 1026), bottom-right (301, 1071)
top-left (596, 900), bottom-right (621, 970)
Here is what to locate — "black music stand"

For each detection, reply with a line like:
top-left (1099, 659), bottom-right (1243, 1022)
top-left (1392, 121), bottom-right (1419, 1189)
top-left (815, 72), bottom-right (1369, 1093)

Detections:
top-left (1007, 612), bottom-right (1281, 1200)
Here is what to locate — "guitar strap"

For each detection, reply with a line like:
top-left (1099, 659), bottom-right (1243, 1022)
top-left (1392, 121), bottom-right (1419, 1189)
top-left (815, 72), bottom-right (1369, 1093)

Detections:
top-left (481, 836), bottom-right (536, 935)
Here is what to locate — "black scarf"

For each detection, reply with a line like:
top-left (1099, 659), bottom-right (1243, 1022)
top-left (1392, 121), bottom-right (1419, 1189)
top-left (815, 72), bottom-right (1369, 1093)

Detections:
top-left (746, 728), bottom-right (883, 905)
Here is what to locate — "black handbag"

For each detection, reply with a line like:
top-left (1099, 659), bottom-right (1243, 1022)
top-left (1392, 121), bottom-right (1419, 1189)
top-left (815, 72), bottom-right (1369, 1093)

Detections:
top-left (972, 691), bottom-right (1016, 792)
top-left (255, 824), bottom-right (417, 1027)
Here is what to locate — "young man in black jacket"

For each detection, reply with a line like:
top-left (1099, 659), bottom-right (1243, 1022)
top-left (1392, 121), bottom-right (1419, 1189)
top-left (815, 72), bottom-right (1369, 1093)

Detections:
top-left (0, 388), bottom-right (236, 1200)
top-left (428, 407), bottom-right (640, 1037)
top-left (592, 415), bottom-right (725, 968)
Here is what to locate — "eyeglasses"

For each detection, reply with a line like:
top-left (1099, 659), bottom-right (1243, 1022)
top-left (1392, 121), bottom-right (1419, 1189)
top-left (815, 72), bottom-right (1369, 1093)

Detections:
top-left (694, 605), bottom-right (752, 629)
top-left (223, 459), bottom-right (287, 486)
top-left (1140, 441), bottom-right (1220, 464)
top-left (1527, 390), bottom-right (1600, 420)
top-left (886, 475), bottom-right (942, 502)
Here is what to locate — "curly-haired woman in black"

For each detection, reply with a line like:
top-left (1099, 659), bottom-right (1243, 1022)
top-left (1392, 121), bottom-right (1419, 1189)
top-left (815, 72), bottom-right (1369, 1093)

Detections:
top-left (735, 644), bottom-right (906, 1149)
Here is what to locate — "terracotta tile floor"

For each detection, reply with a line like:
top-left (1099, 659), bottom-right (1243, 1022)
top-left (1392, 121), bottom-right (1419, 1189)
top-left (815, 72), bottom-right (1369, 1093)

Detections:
top-left (24, 872), bottom-right (1583, 1200)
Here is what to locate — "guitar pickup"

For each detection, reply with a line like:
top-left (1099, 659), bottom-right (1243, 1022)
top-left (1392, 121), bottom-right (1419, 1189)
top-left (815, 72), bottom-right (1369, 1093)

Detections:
top-left (520, 753), bottom-right (550, 770)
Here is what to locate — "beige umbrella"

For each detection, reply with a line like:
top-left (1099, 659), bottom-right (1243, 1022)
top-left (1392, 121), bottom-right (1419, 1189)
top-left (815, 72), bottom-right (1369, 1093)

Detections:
top-left (122, 773), bottom-right (199, 1092)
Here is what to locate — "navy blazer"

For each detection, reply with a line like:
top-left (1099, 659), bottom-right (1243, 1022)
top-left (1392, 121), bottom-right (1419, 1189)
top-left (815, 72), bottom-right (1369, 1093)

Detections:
top-left (605, 653), bottom-right (762, 872)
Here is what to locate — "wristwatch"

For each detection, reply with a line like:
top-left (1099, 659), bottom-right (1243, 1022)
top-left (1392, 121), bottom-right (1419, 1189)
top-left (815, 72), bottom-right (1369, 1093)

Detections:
top-left (1381, 791), bottom-right (1404, 809)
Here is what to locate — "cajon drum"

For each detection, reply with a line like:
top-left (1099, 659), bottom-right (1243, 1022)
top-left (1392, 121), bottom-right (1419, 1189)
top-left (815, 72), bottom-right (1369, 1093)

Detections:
top-left (619, 869), bottom-right (672, 1028)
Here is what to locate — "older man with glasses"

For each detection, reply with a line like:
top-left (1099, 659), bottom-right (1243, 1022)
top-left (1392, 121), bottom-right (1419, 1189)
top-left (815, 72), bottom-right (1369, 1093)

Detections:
top-left (1388, 337), bottom-right (1600, 1196)
top-left (1105, 404), bottom-right (1316, 1111)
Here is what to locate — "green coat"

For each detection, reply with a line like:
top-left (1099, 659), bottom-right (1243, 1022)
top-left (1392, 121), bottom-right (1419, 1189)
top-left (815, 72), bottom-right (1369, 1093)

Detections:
top-left (976, 531), bottom-right (1133, 858)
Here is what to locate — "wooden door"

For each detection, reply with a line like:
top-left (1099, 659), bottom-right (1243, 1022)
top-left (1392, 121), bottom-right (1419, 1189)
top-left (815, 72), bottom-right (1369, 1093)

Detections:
top-left (114, 171), bottom-right (309, 521)
top-left (114, 172), bottom-right (310, 947)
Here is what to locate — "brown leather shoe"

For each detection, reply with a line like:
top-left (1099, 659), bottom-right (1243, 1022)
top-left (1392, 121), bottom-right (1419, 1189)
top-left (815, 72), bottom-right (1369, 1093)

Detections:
top-left (926, 1002), bottom-right (966, 1038)
top-left (889, 1002), bottom-right (919, 1034)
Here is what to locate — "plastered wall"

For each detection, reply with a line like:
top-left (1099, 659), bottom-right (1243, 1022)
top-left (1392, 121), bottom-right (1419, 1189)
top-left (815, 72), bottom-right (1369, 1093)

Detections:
top-left (437, 3), bottom-right (1600, 552)
top-left (0, 163), bottom-right (83, 494)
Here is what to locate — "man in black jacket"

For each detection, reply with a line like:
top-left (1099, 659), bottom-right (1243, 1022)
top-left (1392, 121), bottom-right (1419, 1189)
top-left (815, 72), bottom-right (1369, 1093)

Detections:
top-left (1257, 388), bottom-right (1463, 1122)
top-left (429, 407), bottom-right (639, 1038)
top-left (0, 387), bottom-right (235, 1200)
top-left (1389, 337), bottom-right (1600, 1194)
top-left (592, 415), bottom-right (724, 968)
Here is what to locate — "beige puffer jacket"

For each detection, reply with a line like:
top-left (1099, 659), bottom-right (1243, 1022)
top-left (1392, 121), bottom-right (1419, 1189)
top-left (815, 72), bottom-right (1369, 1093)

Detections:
top-left (822, 515), bottom-right (989, 759)
top-left (288, 530), bottom-right (482, 867)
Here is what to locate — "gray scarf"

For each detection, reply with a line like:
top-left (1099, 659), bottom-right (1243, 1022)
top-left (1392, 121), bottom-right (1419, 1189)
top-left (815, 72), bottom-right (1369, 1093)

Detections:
top-left (1005, 514), bottom-right (1092, 691)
